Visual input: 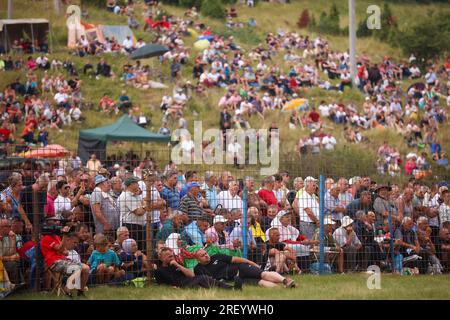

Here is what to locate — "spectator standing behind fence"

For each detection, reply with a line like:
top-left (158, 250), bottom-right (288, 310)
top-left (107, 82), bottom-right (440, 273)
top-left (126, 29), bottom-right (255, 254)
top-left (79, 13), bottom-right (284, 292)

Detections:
top-left (117, 176), bottom-right (148, 251)
top-left (86, 154), bottom-right (102, 176)
top-left (294, 176), bottom-right (319, 240)
top-left (217, 180), bottom-right (243, 211)
top-left (160, 171), bottom-right (180, 212)
top-left (90, 175), bottom-right (120, 239)
top-left (54, 181), bottom-right (84, 220)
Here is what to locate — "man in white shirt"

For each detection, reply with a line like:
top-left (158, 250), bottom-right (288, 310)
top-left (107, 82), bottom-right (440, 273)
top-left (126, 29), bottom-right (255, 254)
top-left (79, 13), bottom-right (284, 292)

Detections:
top-left (322, 134), bottom-right (337, 151)
top-left (336, 178), bottom-right (354, 207)
top-left (54, 181), bottom-right (81, 219)
top-left (136, 38), bottom-right (146, 49)
top-left (173, 89), bottom-right (187, 106)
top-left (293, 176), bottom-right (319, 240)
top-left (333, 216), bottom-right (362, 272)
top-left (318, 101), bottom-right (330, 117)
top-left (54, 89), bottom-right (69, 106)
top-left (122, 36), bottom-right (135, 54)
top-left (217, 180), bottom-right (243, 211)
top-left (117, 176), bottom-right (148, 250)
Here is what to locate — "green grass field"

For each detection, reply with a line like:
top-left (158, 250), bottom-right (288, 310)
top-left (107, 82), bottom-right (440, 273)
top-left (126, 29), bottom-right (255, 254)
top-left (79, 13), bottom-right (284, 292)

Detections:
top-left (7, 274), bottom-right (450, 300)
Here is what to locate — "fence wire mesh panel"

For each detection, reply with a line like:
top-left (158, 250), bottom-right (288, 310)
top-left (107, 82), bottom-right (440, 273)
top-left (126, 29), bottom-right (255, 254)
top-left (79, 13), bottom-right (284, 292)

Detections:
top-left (0, 145), bottom-right (449, 297)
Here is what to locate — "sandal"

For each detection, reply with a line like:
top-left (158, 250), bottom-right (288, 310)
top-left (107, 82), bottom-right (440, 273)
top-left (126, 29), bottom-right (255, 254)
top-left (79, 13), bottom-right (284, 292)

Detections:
top-left (283, 278), bottom-right (296, 288)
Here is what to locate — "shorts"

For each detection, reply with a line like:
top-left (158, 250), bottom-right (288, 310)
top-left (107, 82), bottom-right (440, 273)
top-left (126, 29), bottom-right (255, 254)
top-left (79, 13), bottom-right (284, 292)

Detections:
top-left (50, 260), bottom-right (82, 275)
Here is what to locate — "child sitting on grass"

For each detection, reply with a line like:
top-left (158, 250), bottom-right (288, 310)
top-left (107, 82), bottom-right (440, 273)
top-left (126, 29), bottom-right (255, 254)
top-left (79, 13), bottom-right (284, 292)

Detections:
top-left (88, 234), bottom-right (125, 284)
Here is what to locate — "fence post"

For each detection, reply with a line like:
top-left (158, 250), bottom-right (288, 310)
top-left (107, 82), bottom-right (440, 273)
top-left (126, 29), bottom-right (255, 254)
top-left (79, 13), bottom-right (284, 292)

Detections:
top-left (388, 206), bottom-right (395, 273)
top-left (242, 187), bottom-right (248, 259)
top-left (319, 175), bottom-right (325, 275)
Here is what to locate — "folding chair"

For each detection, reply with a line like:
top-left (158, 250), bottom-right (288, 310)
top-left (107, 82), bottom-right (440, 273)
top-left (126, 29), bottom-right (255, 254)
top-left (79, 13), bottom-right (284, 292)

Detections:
top-left (45, 268), bottom-right (64, 296)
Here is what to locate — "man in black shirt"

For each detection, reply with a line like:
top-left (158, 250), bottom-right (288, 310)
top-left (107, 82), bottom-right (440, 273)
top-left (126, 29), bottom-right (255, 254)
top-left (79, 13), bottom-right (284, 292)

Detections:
top-left (20, 174), bottom-right (48, 240)
top-left (194, 249), bottom-right (296, 288)
top-left (155, 247), bottom-right (234, 290)
top-left (263, 228), bottom-right (299, 274)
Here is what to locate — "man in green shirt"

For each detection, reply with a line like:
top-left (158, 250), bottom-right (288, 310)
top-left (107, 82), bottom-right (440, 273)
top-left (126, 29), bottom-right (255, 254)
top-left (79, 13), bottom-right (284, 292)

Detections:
top-left (312, 217), bottom-right (344, 273)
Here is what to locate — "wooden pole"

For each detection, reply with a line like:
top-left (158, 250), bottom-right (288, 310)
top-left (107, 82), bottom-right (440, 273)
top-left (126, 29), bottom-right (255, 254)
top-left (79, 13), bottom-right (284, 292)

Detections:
top-left (144, 173), bottom-right (156, 283)
top-left (7, 0), bottom-right (13, 19)
top-left (32, 189), bottom-right (41, 291)
top-left (349, 0), bottom-right (357, 85)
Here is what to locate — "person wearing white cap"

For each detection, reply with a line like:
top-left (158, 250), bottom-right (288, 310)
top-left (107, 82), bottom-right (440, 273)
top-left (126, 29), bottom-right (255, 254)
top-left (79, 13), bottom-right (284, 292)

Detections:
top-left (204, 215), bottom-right (235, 250)
top-left (312, 217), bottom-right (344, 273)
top-left (332, 216), bottom-right (362, 272)
top-left (293, 176), bottom-right (320, 240)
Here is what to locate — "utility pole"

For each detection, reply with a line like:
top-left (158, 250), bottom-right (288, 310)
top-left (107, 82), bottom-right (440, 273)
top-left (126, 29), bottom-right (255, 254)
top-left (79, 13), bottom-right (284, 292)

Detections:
top-left (349, 0), bottom-right (357, 85)
top-left (7, 0), bottom-right (13, 19)
top-left (54, 0), bottom-right (61, 15)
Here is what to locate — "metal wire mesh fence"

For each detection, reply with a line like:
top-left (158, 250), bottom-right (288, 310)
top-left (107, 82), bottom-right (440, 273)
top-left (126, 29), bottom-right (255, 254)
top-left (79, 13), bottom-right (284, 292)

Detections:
top-left (0, 146), bottom-right (449, 297)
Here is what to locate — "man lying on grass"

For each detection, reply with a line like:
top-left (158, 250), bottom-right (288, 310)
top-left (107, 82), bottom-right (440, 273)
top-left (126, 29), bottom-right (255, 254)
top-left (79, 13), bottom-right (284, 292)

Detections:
top-left (154, 247), bottom-right (237, 290)
top-left (194, 249), bottom-right (296, 288)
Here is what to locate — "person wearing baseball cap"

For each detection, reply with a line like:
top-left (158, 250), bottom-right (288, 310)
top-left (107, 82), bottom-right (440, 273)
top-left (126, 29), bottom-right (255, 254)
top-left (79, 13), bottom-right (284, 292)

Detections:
top-left (312, 217), bottom-right (344, 273)
top-left (332, 216), bottom-right (362, 272)
top-left (91, 175), bottom-right (119, 237)
top-left (373, 185), bottom-right (393, 229)
top-left (179, 182), bottom-right (211, 221)
top-left (205, 215), bottom-right (234, 250)
top-left (117, 176), bottom-right (148, 251)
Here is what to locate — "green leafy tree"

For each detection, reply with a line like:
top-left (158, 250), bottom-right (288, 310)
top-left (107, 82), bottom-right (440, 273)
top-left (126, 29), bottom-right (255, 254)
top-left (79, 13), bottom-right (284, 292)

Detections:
top-left (397, 11), bottom-right (450, 63)
top-left (201, 0), bottom-right (226, 19)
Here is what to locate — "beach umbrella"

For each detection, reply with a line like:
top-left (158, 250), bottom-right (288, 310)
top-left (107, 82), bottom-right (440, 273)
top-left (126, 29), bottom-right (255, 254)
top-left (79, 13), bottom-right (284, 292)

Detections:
top-left (20, 144), bottom-right (70, 159)
top-left (187, 28), bottom-right (198, 38)
top-left (193, 39), bottom-right (210, 51)
top-left (282, 98), bottom-right (309, 112)
top-left (130, 44), bottom-right (169, 60)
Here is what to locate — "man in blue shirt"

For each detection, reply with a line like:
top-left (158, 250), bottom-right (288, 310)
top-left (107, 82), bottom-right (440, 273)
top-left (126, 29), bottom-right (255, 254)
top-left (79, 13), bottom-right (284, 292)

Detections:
top-left (203, 171), bottom-right (218, 210)
top-left (179, 170), bottom-right (198, 198)
top-left (160, 170), bottom-right (180, 211)
top-left (183, 217), bottom-right (210, 246)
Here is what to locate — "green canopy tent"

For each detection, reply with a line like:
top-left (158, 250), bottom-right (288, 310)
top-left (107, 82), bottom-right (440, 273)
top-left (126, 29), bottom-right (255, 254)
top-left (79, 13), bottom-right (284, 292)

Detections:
top-left (77, 115), bottom-right (170, 163)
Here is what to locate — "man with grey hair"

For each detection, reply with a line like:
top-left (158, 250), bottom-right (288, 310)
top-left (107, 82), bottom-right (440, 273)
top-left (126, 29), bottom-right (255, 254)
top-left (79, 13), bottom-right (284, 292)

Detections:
top-left (294, 176), bottom-right (320, 240)
top-left (395, 216), bottom-right (430, 274)
top-left (21, 173), bottom-right (50, 229)
top-left (203, 171), bottom-right (218, 210)
top-left (217, 180), bottom-right (242, 211)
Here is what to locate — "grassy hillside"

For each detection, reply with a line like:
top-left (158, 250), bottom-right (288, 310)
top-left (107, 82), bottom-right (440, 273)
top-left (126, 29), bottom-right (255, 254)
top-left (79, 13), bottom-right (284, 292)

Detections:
top-left (1, 0), bottom-right (449, 181)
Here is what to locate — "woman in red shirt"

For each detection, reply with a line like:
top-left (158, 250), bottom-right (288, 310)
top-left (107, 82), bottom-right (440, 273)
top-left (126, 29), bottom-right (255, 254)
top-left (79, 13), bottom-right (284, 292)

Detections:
top-left (405, 157), bottom-right (417, 176)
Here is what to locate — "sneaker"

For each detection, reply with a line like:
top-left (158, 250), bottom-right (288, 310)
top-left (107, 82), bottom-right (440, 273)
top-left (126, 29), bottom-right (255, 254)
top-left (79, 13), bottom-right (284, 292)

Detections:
top-left (403, 254), bottom-right (420, 263)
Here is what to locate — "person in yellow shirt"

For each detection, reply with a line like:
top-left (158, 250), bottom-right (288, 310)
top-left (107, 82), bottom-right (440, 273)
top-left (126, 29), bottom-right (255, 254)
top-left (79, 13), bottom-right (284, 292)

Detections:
top-left (248, 207), bottom-right (266, 243)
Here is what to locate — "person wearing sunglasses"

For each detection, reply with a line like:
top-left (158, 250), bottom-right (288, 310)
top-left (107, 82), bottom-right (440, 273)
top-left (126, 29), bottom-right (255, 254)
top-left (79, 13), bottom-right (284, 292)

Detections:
top-left (54, 181), bottom-right (84, 220)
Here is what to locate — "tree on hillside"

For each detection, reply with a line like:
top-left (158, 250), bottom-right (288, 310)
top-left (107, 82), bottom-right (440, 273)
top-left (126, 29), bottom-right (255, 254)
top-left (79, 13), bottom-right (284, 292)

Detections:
top-left (201, 0), bottom-right (226, 19)
top-left (297, 9), bottom-right (311, 29)
top-left (316, 3), bottom-right (341, 35)
top-left (397, 11), bottom-right (450, 63)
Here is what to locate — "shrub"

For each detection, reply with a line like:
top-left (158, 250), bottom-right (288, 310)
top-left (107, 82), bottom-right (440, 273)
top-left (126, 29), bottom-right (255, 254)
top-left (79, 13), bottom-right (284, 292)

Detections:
top-left (201, 0), bottom-right (226, 19)
top-left (297, 9), bottom-right (311, 29)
